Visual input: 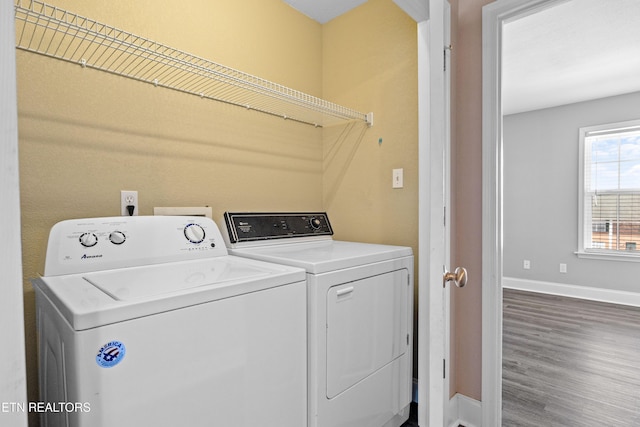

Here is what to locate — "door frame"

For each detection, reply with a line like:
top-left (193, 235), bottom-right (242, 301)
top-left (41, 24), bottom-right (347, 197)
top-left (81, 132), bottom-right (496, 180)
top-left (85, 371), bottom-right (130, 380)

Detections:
top-left (0, 0), bottom-right (29, 424)
top-left (481, 1), bottom-right (564, 425)
top-left (393, 0), bottom-right (450, 425)
top-left (418, 0), bottom-right (449, 423)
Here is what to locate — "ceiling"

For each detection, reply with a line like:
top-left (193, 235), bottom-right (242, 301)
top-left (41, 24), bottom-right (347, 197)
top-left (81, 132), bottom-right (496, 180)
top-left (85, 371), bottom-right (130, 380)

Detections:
top-left (281, 0), bottom-right (367, 24)
top-left (503, 0), bottom-right (640, 115)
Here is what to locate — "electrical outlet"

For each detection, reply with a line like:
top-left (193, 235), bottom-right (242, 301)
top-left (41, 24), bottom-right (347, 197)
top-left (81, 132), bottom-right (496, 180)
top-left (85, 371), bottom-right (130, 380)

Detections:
top-left (560, 263), bottom-right (567, 273)
top-left (121, 190), bottom-right (138, 216)
top-left (523, 259), bottom-right (531, 270)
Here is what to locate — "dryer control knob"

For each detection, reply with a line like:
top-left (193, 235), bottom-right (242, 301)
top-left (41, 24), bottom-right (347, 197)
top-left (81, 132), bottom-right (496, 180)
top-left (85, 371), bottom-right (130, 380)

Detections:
top-left (109, 231), bottom-right (126, 245)
top-left (310, 218), bottom-right (322, 230)
top-left (184, 224), bottom-right (206, 244)
top-left (79, 233), bottom-right (98, 247)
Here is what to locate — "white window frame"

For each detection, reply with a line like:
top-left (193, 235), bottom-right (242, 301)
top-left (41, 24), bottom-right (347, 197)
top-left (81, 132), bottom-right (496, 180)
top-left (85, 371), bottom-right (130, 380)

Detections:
top-left (578, 119), bottom-right (640, 262)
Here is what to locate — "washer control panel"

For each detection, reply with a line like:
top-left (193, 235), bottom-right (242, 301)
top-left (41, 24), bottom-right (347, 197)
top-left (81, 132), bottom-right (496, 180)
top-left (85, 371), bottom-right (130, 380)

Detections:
top-left (44, 216), bottom-right (227, 276)
top-left (224, 212), bottom-right (333, 244)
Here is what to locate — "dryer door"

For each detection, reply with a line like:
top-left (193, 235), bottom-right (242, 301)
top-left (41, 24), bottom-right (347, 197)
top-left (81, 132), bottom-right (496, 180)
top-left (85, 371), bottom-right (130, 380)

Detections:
top-left (326, 269), bottom-right (408, 398)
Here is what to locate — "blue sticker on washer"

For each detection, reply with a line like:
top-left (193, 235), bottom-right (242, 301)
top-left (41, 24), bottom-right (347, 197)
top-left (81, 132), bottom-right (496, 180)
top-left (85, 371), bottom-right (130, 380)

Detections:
top-left (96, 341), bottom-right (126, 368)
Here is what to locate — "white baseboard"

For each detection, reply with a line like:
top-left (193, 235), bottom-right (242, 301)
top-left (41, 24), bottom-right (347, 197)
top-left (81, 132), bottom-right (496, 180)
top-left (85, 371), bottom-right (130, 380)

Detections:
top-left (448, 393), bottom-right (482, 427)
top-left (503, 277), bottom-right (640, 307)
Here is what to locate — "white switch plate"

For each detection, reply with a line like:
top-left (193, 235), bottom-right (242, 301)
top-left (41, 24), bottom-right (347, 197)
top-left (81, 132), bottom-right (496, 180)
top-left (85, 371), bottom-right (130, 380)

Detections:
top-left (560, 263), bottom-right (567, 273)
top-left (392, 168), bottom-right (404, 188)
top-left (523, 259), bottom-right (531, 270)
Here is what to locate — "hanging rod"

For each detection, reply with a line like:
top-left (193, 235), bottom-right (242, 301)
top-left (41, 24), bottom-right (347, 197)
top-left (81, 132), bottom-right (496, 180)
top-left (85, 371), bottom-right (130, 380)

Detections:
top-left (14, 0), bottom-right (373, 128)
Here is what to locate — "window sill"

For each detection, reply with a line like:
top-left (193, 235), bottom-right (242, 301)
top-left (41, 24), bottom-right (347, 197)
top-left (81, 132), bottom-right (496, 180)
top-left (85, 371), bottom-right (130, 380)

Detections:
top-left (575, 250), bottom-right (640, 263)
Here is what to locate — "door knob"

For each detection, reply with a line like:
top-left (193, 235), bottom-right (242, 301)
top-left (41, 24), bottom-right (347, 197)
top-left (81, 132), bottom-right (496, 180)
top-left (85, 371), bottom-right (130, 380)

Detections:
top-left (443, 267), bottom-right (467, 288)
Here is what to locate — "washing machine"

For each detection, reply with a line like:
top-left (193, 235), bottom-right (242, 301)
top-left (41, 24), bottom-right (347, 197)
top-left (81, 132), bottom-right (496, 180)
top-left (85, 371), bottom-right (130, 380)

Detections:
top-left (222, 212), bottom-right (414, 427)
top-left (33, 216), bottom-right (307, 427)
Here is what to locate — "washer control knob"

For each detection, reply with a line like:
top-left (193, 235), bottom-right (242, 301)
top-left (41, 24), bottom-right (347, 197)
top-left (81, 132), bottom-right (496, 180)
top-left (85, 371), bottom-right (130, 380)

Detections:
top-left (184, 224), bottom-right (206, 244)
top-left (79, 233), bottom-right (98, 247)
top-left (310, 217), bottom-right (322, 230)
top-left (109, 231), bottom-right (126, 245)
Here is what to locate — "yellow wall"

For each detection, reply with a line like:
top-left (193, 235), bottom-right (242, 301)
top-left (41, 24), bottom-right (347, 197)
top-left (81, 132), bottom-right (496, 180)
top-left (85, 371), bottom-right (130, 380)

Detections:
top-left (321, 0), bottom-right (419, 374)
top-left (17, 0), bottom-right (419, 421)
top-left (322, 0), bottom-right (418, 247)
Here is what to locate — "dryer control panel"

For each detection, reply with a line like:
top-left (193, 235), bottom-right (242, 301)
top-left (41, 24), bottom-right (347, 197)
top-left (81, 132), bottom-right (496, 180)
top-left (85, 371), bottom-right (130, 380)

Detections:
top-left (224, 212), bottom-right (333, 244)
top-left (44, 216), bottom-right (227, 276)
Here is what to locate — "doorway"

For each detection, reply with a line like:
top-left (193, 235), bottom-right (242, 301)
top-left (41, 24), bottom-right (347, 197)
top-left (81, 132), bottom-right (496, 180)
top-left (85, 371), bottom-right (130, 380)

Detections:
top-left (482, 0), bottom-right (640, 425)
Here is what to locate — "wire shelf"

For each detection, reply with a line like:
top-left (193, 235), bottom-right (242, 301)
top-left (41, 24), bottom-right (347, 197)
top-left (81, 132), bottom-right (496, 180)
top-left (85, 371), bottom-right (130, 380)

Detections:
top-left (14, 0), bottom-right (373, 128)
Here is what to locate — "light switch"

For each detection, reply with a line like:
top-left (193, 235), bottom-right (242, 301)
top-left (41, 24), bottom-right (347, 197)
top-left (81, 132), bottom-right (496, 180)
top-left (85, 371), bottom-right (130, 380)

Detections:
top-left (393, 168), bottom-right (404, 188)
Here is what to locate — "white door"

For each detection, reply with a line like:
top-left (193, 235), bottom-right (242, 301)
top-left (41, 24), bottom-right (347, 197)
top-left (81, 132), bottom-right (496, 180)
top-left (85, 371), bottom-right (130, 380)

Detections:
top-left (393, 0), bottom-right (458, 425)
top-left (420, 1), bottom-right (461, 426)
top-left (0, 1), bottom-right (29, 425)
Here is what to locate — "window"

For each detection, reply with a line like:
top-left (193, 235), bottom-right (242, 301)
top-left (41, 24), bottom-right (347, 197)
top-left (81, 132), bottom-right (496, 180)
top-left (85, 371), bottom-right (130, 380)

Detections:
top-left (578, 119), bottom-right (640, 260)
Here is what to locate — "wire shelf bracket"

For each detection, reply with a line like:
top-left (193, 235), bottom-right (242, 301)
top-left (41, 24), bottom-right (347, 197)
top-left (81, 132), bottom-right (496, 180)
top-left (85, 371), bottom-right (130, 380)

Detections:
top-left (14, 0), bottom-right (374, 128)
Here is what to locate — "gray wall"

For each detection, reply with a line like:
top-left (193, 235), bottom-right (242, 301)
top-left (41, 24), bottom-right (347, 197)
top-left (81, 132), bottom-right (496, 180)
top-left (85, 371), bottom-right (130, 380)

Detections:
top-left (503, 90), bottom-right (640, 293)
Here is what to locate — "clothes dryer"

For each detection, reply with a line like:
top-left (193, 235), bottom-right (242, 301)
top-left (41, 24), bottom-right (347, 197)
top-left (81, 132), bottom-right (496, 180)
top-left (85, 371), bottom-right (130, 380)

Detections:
top-left (222, 212), bottom-right (414, 427)
top-left (33, 216), bottom-right (307, 427)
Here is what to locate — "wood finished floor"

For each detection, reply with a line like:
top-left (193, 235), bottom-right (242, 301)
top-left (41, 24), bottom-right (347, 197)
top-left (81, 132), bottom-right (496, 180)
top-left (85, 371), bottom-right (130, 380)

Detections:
top-left (502, 289), bottom-right (640, 427)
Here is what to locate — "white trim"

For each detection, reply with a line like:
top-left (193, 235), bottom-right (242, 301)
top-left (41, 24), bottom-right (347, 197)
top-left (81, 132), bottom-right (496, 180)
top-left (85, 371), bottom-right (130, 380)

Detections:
top-left (443, 1), bottom-right (452, 423)
top-left (0, 0), bottom-right (28, 424)
top-left (416, 17), bottom-right (432, 427)
top-left (407, 0), bottom-right (450, 424)
top-left (481, 2), bottom-right (504, 426)
top-left (424, 1), bottom-right (448, 425)
top-left (576, 250), bottom-right (640, 262)
top-left (397, 2), bottom-right (450, 425)
top-left (578, 122), bottom-right (590, 253)
top-left (448, 393), bottom-right (482, 427)
top-left (503, 277), bottom-right (640, 307)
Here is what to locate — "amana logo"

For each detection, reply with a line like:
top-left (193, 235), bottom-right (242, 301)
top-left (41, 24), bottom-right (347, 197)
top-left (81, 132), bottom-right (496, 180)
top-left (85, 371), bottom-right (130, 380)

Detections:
top-left (81, 254), bottom-right (103, 260)
top-left (96, 341), bottom-right (126, 368)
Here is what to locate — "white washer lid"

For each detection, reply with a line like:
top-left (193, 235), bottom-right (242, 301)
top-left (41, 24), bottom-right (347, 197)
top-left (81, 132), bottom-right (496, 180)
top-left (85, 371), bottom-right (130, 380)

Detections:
top-left (85, 257), bottom-right (271, 301)
top-left (230, 240), bottom-right (413, 274)
top-left (33, 255), bottom-right (305, 330)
